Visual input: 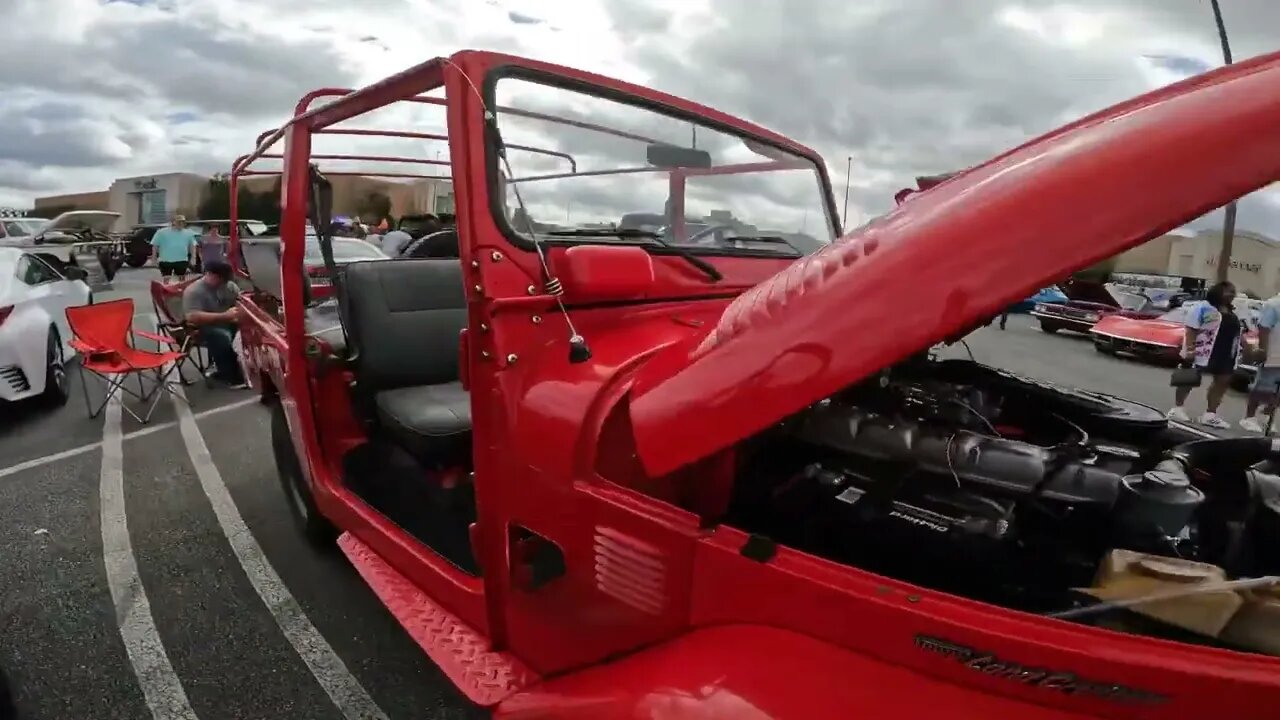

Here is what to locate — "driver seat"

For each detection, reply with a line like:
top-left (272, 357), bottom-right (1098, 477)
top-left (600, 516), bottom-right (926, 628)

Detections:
top-left (341, 258), bottom-right (471, 464)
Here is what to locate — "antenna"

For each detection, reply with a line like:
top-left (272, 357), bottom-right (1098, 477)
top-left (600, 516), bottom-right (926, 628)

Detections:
top-left (444, 58), bottom-right (591, 363)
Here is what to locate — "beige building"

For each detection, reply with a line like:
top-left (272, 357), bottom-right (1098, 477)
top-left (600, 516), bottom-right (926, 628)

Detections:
top-left (1115, 229), bottom-right (1280, 297)
top-left (35, 172), bottom-right (454, 232)
top-left (33, 190), bottom-right (111, 216)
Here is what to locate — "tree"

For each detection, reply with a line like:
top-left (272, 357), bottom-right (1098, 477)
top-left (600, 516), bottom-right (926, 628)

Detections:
top-left (1072, 257), bottom-right (1118, 284)
top-left (198, 174), bottom-right (232, 219)
top-left (357, 191), bottom-right (392, 223)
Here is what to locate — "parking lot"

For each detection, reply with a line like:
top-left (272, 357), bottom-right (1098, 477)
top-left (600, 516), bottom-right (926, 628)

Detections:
top-left (0, 266), bottom-right (1257, 720)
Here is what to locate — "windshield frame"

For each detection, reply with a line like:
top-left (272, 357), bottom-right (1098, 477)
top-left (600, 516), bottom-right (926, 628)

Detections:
top-left (481, 65), bottom-right (840, 259)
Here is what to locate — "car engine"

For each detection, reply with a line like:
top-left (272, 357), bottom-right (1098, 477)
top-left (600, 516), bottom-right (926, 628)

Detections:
top-left (732, 357), bottom-right (1280, 617)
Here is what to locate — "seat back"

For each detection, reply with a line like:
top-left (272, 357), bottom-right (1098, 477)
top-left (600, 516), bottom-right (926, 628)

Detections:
top-left (401, 229), bottom-right (460, 259)
top-left (341, 258), bottom-right (467, 391)
top-left (66, 298), bottom-right (134, 353)
top-left (150, 278), bottom-right (195, 325)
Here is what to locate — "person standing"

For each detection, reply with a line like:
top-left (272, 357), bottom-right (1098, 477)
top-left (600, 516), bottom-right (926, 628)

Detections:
top-left (197, 223), bottom-right (229, 270)
top-left (1169, 281), bottom-right (1243, 429)
top-left (1240, 292), bottom-right (1280, 433)
top-left (150, 215), bottom-right (197, 283)
top-left (182, 260), bottom-right (247, 388)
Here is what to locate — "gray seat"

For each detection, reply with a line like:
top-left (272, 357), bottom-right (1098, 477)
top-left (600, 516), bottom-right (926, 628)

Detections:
top-left (341, 258), bottom-right (470, 462)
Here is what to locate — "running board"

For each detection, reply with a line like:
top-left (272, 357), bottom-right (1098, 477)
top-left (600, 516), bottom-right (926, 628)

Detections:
top-left (337, 533), bottom-right (537, 706)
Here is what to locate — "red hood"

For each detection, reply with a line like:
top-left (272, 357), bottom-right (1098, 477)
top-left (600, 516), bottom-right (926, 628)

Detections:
top-left (1092, 315), bottom-right (1183, 344)
top-left (626, 51), bottom-right (1280, 477)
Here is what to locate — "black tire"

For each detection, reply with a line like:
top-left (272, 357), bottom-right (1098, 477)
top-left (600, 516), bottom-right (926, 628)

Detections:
top-left (271, 402), bottom-right (338, 548)
top-left (41, 329), bottom-right (70, 407)
top-left (1094, 341), bottom-right (1115, 355)
top-left (1039, 321), bottom-right (1060, 334)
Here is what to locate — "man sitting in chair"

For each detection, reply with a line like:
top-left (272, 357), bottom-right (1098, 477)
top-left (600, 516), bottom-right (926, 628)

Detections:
top-left (183, 260), bottom-right (247, 389)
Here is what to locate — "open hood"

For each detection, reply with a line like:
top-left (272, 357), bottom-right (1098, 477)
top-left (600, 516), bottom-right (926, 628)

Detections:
top-left (626, 51), bottom-right (1280, 477)
top-left (35, 211), bottom-right (120, 239)
top-left (1059, 279), bottom-right (1119, 306)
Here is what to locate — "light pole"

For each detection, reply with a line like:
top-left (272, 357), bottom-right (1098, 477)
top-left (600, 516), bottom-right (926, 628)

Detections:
top-left (842, 155), bottom-right (852, 230)
top-left (1210, 0), bottom-right (1236, 282)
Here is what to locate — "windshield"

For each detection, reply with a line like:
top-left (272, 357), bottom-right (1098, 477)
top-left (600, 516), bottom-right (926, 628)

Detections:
top-left (491, 77), bottom-right (834, 256)
top-left (2, 219), bottom-right (44, 237)
top-left (304, 239), bottom-right (384, 263)
top-left (1112, 291), bottom-right (1150, 311)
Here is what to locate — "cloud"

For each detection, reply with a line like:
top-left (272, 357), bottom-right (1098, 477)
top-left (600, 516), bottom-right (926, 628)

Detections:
top-left (0, 0), bottom-right (1276, 247)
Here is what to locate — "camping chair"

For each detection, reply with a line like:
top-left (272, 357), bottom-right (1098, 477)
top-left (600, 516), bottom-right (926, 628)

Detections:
top-left (65, 298), bottom-right (188, 423)
top-left (149, 278), bottom-right (211, 386)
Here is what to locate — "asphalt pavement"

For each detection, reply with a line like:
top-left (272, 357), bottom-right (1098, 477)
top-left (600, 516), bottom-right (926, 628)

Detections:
top-left (0, 273), bottom-right (1261, 720)
top-left (0, 267), bottom-right (479, 720)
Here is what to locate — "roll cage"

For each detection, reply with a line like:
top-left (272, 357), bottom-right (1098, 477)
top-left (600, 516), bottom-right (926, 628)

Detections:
top-left (231, 50), bottom-right (836, 669)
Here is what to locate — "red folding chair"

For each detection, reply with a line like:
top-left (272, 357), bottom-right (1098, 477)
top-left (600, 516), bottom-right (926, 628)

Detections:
top-left (65, 298), bottom-right (188, 423)
top-left (149, 278), bottom-right (210, 385)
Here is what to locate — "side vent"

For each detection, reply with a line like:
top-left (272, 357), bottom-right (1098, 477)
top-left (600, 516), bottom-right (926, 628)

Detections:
top-left (593, 526), bottom-right (667, 615)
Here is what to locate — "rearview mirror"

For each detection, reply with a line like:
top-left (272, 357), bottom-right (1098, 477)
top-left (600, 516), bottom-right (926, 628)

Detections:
top-left (64, 266), bottom-right (89, 282)
top-left (646, 143), bottom-right (712, 170)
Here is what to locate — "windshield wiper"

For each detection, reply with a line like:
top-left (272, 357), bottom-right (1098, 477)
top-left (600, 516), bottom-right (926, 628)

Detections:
top-left (545, 228), bottom-right (723, 282)
top-left (734, 235), bottom-right (803, 254)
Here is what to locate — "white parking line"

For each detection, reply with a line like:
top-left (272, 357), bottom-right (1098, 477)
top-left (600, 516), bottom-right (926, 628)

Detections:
top-left (0, 398), bottom-right (258, 480)
top-left (99, 387), bottom-right (199, 719)
top-left (167, 385), bottom-right (389, 720)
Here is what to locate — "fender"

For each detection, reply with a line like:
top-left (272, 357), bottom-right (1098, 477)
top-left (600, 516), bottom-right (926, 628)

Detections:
top-left (493, 625), bottom-right (1092, 720)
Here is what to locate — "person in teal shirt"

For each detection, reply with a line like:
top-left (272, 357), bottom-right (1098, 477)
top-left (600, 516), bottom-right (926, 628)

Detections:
top-left (151, 215), bottom-right (198, 283)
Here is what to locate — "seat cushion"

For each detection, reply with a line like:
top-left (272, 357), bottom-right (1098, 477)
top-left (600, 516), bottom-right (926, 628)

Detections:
top-left (374, 382), bottom-right (472, 460)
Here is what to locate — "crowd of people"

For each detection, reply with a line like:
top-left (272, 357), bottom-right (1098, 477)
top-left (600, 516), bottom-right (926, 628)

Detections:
top-left (1170, 280), bottom-right (1280, 433)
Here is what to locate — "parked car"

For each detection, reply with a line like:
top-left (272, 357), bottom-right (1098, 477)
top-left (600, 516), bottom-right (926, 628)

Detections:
top-left (7, 211), bottom-right (122, 292)
top-left (1029, 279), bottom-right (1160, 334)
top-left (303, 237), bottom-right (387, 299)
top-left (0, 217), bottom-right (51, 246)
top-left (0, 247), bottom-right (92, 405)
top-left (1010, 286), bottom-right (1068, 313)
top-left (229, 49), bottom-right (1280, 718)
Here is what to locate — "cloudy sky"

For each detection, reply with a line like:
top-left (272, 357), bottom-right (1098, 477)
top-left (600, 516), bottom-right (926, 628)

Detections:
top-left (2, 0), bottom-right (1278, 231)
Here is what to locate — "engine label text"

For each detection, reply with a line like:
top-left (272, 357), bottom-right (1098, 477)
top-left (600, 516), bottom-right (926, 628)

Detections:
top-left (914, 635), bottom-right (1168, 705)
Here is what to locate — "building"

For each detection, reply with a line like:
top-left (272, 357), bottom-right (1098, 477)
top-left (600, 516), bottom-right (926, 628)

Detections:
top-left (35, 171), bottom-right (454, 232)
top-left (32, 189), bottom-right (111, 217)
top-left (1115, 229), bottom-right (1280, 297)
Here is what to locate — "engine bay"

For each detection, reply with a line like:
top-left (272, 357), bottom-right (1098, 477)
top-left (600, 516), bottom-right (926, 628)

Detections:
top-left (729, 355), bottom-right (1280, 655)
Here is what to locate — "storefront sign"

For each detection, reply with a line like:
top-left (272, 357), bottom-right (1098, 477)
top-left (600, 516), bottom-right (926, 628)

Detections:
top-left (1205, 256), bottom-right (1262, 273)
top-left (133, 178), bottom-right (159, 191)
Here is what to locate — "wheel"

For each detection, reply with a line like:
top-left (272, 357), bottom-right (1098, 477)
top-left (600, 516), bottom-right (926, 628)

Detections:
top-left (1039, 321), bottom-right (1060, 334)
top-left (41, 328), bottom-right (70, 406)
top-left (271, 402), bottom-right (338, 548)
top-left (1094, 341), bottom-right (1115, 355)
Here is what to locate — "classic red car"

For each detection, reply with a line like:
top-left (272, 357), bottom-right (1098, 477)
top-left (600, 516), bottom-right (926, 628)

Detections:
top-left (1093, 305), bottom-right (1260, 368)
top-left (232, 50), bottom-right (1280, 718)
top-left (1028, 279), bottom-right (1162, 334)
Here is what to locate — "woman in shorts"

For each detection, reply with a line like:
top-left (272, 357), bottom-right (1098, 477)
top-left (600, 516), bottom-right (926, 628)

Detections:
top-left (1169, 281), bottom-right (1243, 429)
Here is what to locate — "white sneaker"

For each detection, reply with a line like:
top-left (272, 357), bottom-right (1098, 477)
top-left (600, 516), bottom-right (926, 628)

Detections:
top-left (1240, 416), bottom-right (1265, 433)
top-left (1198, 412), bottom-right (1230, 429)
top-left (1166, 406), bottom-right (1191, 421)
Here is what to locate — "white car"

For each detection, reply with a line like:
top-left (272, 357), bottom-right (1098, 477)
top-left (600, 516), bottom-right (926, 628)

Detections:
top-left (0, 247), bottom-right (93, 405)
top-left (0, 217), bottom-right (52, 246)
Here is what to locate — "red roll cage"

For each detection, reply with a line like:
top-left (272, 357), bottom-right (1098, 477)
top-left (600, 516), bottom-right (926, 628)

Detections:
top-left (227, 80), bottom-right (821, 275)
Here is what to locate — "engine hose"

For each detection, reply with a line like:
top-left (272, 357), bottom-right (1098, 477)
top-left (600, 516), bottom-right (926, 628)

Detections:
top-left (1167, 437), bottom-right (1280, 470)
